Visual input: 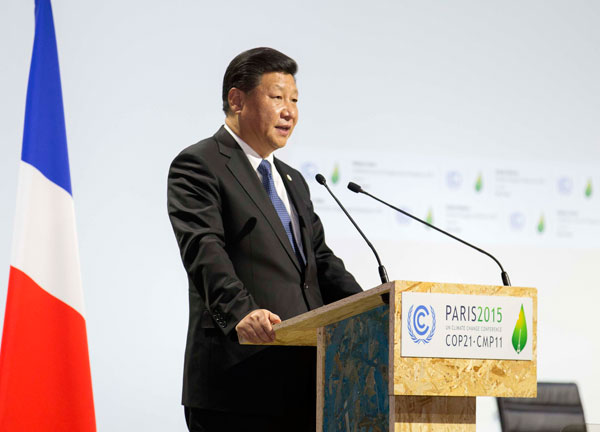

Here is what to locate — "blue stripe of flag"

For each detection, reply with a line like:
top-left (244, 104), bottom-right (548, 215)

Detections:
top-left (21, 0), bottom-right (72, 195)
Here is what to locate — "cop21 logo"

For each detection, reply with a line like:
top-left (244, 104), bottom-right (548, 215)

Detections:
top-left (407, 304), bottom-right (436, 344)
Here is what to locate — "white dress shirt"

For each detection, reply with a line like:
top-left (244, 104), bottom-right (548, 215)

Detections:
top-left (223, 124), bottom-right (305, 263)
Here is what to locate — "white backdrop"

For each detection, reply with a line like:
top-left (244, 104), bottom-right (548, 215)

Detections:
top-left (1, 1), bottom-right (599, 430)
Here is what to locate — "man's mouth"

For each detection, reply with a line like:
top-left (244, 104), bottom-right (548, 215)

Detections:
top-left (275, 125), bottom-right (291, 135)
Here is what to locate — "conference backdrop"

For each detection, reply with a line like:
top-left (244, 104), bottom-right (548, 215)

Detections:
top-left (1, 0), bottom-right (598, 430)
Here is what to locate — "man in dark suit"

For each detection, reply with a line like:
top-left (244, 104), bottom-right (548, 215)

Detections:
top-left (168, 47), bottom-right (362, 431)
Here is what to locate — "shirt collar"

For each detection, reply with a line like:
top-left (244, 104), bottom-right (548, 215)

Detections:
top-left (223, 123), bottom-right (274, 171)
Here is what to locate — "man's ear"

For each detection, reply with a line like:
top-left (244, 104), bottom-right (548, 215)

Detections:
top-left (228, 88), bottom-right (245, 114)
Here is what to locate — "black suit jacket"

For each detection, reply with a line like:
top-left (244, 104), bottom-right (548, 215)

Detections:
top-left (167, 126), bottom-right (361, 413)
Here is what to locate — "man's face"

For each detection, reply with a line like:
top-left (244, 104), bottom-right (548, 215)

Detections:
top-left (236, 72), bottom-right (298, 157)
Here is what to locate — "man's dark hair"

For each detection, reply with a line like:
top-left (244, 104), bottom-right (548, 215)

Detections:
top-left (222, 47), bottom-right (298, 114)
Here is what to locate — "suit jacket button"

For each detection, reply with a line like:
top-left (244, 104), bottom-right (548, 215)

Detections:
top-left (303, 283), bottom-right (309, 290)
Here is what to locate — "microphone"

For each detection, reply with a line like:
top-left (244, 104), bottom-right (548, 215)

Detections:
top-left (347, 182), bottom-right (511, 286)
top-left (315, 174), bottom-right (389, 284)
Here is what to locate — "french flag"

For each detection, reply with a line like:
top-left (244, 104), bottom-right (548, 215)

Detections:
top-left (0, 0), bottom-right (96, 430)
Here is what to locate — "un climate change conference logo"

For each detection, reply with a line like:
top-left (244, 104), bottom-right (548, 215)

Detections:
top-left (407, 305), bottom-right (436, 344)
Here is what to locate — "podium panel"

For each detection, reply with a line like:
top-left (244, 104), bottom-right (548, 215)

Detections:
top-left (319, 306), bottom-right (389, 431)
top-left (391, 281), bottom-right (537, 398)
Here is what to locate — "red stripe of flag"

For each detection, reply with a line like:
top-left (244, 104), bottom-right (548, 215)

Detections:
top-left (0, 267), bottom-right (95, 430)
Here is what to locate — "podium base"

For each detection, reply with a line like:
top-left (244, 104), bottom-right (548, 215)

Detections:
top-left (391, 395), bottom-right (475, 431)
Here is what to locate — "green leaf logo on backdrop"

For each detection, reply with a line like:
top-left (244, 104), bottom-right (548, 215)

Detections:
top-left (537, 215), bottom-right (545, 233)
top-left (331, 164), bottom-right (340, 184)
top-left (585, 179), bottom-right (592, 198)
top-left (425, 208), bottom-right (433, 226)
top-left (511, 304), bottom-right (528, 354)
top-left (475, 173), bottom-right (483, 192)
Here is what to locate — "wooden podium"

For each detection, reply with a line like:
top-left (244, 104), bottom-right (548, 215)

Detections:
top-left (246, 280), bottom-right (537, 431)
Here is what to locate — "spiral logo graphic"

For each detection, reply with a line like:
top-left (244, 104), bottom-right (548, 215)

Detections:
top-left (407, 305), bottom-right (436, 344)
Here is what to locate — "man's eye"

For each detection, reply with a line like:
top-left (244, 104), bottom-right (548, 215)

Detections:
top-left (292, 98), bottom-right (298, 103)
top-left (271, 95), bottom-right (283, 100)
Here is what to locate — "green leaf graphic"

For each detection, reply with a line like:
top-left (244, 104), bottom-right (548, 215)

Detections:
top-left (537, 215), bottom-right (545, 233)
top-left (585, 179), bottom-right (592, 198)
top-left (331, 164), bottom-right (340, 184)
top-left (511, 304), bottom-right (528, 354)
top-left (475, 174), bottom-right (483, 192)
top-left (425, 208), bottom-right (433, 225)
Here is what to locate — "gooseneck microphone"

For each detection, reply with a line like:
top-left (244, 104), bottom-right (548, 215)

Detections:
top-left (347, 182), bottom-right (511, 286)
top-left (315, 174), bottom-right (389, 284)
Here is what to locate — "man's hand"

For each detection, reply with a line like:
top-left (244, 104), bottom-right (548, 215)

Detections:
top-left (235, 309), bottom-right (282, 344)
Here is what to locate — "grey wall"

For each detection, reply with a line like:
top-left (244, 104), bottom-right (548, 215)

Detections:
top-left (1, 1), bottom-right (599, 430)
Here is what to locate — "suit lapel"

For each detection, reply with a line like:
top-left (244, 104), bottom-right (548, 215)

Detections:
top-left (214, 127), bottom-right (302, 273)
top-left (274, 159), bottom-right (312, 268)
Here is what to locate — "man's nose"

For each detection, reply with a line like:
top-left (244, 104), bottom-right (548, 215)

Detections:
top-left (281, 104), bottom-right (297, 120)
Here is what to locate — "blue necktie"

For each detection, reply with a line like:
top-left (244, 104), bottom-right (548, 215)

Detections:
top-left (257, 160), bottom-right (304, 265)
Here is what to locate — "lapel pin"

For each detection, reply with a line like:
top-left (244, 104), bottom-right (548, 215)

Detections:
top-left (286, 174), bottom-right (292, 181)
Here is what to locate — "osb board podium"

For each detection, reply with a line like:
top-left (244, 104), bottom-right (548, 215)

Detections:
top-left (243, 280), bottom-right (537, 431)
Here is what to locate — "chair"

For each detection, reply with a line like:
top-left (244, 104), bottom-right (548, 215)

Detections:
top-left (497, 382), bottom-right (586, 432)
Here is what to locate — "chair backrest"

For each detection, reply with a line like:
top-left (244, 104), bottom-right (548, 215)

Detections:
top-left (497, 382), bottom-right (586, 432)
